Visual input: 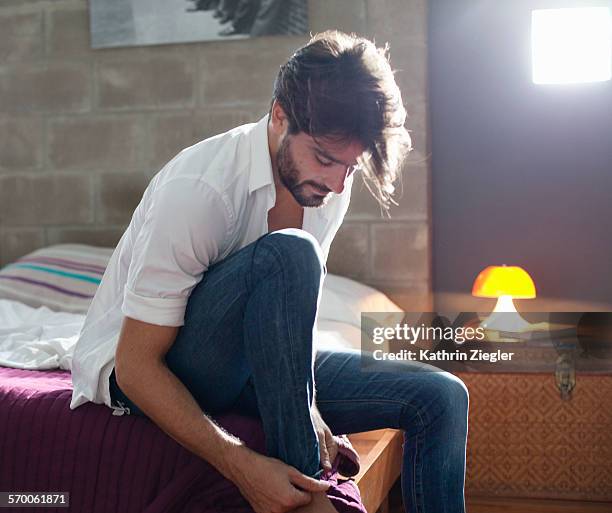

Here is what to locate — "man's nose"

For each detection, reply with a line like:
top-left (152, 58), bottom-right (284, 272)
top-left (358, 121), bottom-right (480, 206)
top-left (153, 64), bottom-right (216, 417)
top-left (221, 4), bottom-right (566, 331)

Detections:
top-left (326, 166), bottom-right (349, 194)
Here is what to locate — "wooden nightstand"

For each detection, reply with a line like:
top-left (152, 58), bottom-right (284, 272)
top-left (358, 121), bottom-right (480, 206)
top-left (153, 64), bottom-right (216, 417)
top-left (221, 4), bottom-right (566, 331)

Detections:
top-left (347, 429), bottom-right (403, 513)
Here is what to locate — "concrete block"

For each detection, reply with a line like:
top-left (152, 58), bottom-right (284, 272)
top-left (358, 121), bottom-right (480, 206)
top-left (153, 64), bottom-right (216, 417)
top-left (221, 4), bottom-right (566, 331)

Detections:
top-left (0, 116), bottom-right (43, 171)
top-left (146, 107), bottom-right (266, 172)
top-left (0, 228), bottom-right (46, 267)
top-left (371, 221), bottom-right (429, 281)
top-left (392, 163), bottom-right (428, 219)
top-left (392, 42), bottom-right (428, 107)
top-left (48, 115), bottom-right (144, 171)
top-left (327, 222), bottom-right (369, 278)
top-left (310, 0), bottom-right (367, 34)
top-left (96, 173), bottom-right (149, 224)
top-left (347, 163), bottom-right (428, 220)
top-left (200, 37), bottom-right (301, 106)
top-left (366, 0), bottom-right (427, 44)
top-left (193, 107), bottom-right (268, 140)
top-left (0, 174), bottom-right (93, 225)
top-left (46, 226), bottom-right (125, 249)
top-left (146, 111), bottom-right (195, 173)
top-left (97, 53), bottom-right (196, 110)
top-left (47, 6), bottom-right (92, 57)
top-left (404, 100), bottom-right (429, 165)
top-left (346, 177), bottom-right (388, 220)
top-left (0, 11), bottom-right (43, 63)
top-left (0, 62), bottom-right (91, 113)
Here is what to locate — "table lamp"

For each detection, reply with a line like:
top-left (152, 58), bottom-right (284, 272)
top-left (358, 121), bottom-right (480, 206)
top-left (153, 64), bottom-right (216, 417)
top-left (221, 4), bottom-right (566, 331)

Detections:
top-left (472, 265), bottom-right (536, 333)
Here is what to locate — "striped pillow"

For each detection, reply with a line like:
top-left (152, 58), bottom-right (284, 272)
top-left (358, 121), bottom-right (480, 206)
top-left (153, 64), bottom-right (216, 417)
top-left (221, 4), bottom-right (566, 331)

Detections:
top-left (0, 244), bottom-right (113, 314)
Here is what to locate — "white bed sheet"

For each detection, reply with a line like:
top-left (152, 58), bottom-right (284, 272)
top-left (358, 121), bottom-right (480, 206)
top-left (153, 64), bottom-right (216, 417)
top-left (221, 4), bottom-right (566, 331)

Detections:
top-left (0, 299), bottom-right (84, 371)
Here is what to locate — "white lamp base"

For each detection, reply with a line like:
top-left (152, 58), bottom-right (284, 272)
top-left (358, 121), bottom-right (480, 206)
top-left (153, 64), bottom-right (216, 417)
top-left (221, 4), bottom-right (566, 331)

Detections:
top-left (480, 295), bottom-right (531, 333)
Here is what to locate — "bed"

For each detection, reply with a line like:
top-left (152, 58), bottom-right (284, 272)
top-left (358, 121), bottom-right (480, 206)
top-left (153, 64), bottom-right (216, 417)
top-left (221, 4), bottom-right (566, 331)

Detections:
top-left (0, 244), bottom-right (404, 513)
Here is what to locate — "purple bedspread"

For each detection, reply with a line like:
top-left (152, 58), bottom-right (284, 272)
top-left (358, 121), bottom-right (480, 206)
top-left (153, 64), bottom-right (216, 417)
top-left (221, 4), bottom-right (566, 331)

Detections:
top-left (0, 367), bottom-right (366, 513)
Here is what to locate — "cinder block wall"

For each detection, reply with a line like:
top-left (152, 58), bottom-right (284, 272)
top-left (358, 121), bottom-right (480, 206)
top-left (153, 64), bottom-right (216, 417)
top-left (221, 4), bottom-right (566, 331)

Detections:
top-left (0, 0), bottom-right (430, 311)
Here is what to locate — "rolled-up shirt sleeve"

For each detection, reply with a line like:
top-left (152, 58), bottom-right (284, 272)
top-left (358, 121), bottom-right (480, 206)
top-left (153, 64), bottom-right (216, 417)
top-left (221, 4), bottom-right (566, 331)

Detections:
top-left (121, 178), bottom-right (231, 327)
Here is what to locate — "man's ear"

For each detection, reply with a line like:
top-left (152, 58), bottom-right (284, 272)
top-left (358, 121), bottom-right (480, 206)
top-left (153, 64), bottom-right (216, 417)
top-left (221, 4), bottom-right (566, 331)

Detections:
top-left (270, 100), bottom-right (288, 135)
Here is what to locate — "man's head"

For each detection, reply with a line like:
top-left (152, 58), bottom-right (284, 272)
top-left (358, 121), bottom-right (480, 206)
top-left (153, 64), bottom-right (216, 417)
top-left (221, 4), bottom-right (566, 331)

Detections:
top-left (271, 108), bottom-right (364, 207)
top-left (268, 30), bottom-right (412, 212)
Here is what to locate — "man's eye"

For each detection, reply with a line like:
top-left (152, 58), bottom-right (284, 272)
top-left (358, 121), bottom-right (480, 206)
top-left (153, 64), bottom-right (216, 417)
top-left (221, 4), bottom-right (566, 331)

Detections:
top-left (316, 156), bottom-right (333, 167)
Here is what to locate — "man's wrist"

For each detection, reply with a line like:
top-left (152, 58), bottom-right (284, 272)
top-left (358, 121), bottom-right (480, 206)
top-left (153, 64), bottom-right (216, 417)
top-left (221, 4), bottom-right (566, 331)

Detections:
top-left (215, 439), bottom-right (255, 484)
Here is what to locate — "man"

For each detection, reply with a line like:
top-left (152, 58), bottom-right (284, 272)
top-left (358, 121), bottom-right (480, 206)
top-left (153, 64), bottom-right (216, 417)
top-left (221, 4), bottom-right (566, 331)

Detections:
top-left (70, 31), bottom-right (469, 513)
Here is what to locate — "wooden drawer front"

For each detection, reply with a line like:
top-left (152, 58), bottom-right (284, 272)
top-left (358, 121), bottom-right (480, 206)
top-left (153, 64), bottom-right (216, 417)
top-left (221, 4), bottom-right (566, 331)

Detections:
top-left (456, 373), bottom-right (612, 501)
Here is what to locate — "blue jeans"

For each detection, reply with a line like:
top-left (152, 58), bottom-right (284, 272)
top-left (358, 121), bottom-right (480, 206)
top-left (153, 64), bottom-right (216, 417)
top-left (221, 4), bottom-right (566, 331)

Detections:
top-left (109, 228), bottom-right (468, 513)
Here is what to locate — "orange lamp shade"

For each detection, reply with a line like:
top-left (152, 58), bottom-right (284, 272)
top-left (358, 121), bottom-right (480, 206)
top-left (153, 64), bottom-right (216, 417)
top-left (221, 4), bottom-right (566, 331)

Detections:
top-left (472, 265), bottom-right (536, 299)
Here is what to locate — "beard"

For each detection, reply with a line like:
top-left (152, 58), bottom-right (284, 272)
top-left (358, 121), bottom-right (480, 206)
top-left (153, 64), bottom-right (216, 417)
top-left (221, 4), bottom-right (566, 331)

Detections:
top-left (276, 135), bottom-right (330, 208)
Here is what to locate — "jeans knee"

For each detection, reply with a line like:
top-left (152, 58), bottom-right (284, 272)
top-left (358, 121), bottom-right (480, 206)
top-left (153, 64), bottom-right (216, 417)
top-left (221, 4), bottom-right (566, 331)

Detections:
top-left (448, 374), bottom-right (469, 410)
top-left (254, 228), bottom-right (326, 281)
top-left (428, 372), bottom-right (469, 424)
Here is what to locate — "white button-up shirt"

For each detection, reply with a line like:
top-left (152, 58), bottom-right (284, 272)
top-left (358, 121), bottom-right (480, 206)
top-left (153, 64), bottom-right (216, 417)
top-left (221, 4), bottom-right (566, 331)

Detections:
top-left (70, 114), bottom-right (354, 412)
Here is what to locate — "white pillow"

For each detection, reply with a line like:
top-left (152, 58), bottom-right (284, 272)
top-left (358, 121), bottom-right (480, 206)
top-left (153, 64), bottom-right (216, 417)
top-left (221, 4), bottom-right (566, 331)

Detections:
top-left (319, 273), bottom-right (405, 329)
top-left (315, 320), bottom-right (363, 352)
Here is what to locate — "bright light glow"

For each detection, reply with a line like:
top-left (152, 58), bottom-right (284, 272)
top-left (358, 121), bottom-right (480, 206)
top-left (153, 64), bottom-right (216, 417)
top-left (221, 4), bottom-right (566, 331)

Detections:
top-left (532, 7), bottom-right (612, 84)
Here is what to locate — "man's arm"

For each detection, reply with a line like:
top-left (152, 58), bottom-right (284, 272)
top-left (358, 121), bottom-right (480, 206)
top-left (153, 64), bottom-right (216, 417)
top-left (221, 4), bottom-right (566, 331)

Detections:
top-left (114, 316), bottom-right (329, 513)
top-left (114, 316), bottom-right (247, 479)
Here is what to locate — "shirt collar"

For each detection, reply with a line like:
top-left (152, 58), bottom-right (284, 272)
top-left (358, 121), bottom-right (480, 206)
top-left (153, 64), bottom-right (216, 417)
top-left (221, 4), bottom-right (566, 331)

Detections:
top-left (248, 114), bottom-right (275, 195)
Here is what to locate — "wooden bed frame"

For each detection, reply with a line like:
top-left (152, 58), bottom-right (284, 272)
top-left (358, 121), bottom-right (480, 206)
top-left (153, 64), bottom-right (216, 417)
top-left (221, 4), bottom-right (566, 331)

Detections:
top-left (347, 429), bottom-right (403, 513)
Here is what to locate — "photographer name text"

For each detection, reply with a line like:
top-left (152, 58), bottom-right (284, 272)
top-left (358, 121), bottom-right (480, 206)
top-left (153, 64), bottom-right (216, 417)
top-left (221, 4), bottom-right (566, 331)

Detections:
top-left (372, 348), bottom-right (515, 362)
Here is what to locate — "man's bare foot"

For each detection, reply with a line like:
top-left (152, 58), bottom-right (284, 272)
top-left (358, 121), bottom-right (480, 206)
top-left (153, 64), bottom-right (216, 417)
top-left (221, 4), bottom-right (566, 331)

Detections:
top-left (291, 490), bottom-right (337, 513)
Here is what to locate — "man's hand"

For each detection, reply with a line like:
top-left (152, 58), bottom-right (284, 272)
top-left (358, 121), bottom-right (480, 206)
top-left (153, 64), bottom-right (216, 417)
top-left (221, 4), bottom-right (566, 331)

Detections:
top-left (311, 405), bottom-right (338, 473)
top-left (228, 445), bottom-right (330, 513)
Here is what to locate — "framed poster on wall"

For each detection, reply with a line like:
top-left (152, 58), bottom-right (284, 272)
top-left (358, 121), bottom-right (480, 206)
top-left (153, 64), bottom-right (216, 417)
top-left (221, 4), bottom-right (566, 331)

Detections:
top-left (90, 0), bottom-right (308, 49)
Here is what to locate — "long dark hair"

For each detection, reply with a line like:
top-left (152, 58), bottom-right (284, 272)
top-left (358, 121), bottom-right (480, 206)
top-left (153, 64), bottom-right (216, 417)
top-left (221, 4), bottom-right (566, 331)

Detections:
top-left (270, 30), bottom-right (412, 214)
